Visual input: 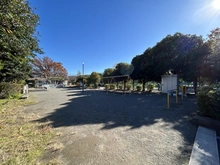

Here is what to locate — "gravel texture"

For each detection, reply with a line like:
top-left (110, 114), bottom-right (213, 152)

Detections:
top-left (25, 88), bottom-right (198, 165)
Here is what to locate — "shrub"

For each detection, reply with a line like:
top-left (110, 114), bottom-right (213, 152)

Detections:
top-left (118, 85), bottom-right (123, 90)
top-left (0, 82), bottom-right (22, 99)
top-left (87, 84), bottom-right (94, 89)
top-left (136, 85), bottom-right (142, 92)
top-left (110, 84), bottom-right (116, 90)
top-left (147, 84), bottom-right (154, 92)
top-left (126, 84), bottom-right (132, 90)
top-left (105, 84), bottom-right (110, 90)
top-left (94, 83), bottom-right (98, 89)
top-left (197, 84), bottom-right (220, 120)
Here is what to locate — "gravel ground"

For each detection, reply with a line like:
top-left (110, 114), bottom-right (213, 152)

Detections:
top-left (25, 88), bottom-right (198, 165)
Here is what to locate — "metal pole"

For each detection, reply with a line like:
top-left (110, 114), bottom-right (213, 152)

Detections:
top-left (82, 63), bottom-right (84, 91)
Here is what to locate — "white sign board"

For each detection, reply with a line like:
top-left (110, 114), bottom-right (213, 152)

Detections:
top-left (161, 75), bottom-right (178, 93)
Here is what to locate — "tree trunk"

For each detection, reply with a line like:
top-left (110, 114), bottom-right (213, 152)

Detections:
top-left (142, 79), bottom-right (146, 92)
top-left (133, 80), bottom-right (135, 91)
top-left (193, 77), bottom-right (198, 95)
top-left (123, 79), bottom-right (126, 91)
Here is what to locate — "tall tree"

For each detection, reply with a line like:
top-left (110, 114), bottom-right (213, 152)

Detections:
top-left (147, 33), bottom-right (208, 87)
top-left (131, 48), bottom-right (153, 91)
top-left (0, 0), bottom-right (43, 82)
top-left (207, 27), bottom-right (220, 82)
top-left (131, 33), bottom-right (209, 92)
top-left (32, 56), bottom-right (67, 80)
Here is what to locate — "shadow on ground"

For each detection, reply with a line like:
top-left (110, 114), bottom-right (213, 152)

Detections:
top-left (35, 89), bottom-right (197, 129)
top-left (34, 88), bottom-right (198, 163)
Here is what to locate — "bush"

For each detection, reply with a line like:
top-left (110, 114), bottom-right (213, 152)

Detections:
top-left (105, 84), bottom-right (110, 90)
top-left (87, 84), bottom-right (93, 89)
top-left (126, 84), bottom-right (132, 90)
top-left (94, 83), bottom-right (98, 89)
top-left (118, 85), bottom-right (123, 90)
top-left (147, 84), bottom-right (154, 92)
top-left (197, 84), bottom-right (220, 120)
top-left (136, 85), bottom-right (142, 92)
top-left (0, 82), bottom-right (22, 99)
top-left (110, 84), bottom-right (116, 90)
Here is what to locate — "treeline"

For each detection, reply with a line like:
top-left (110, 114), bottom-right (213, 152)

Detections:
top-left (100, 29), bottom-right (220, 92)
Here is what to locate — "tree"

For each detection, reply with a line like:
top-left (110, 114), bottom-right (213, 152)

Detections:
top-left (68, 75), bottom-right (77, 84)
top-left (207, 27), bottom-right (220, 82)
top-left (87, 72), bottom-right (101, 87)
top-left (103, 68), bottom-right (114, 77)
top-left (112, 62), bottom-right (133, 90)
top-left (130, 53), bottom-right (149, 91)
top-left (32, 56), bottom-right (68, 81)
top-left (0, 0), bottom-right (43, 82)
top-left (130, 33), bottom-right (209, 93)
top-left (144, 33), bottom-right (209, 92)
top-left (102, 68), bottom-right (114, 84)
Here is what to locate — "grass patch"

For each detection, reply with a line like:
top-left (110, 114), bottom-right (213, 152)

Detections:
top-left (0, 98), bottom-right (56, 165)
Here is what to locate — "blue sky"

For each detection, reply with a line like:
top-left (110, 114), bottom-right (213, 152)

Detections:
top-left (28, 0), bottom-right (220, 75)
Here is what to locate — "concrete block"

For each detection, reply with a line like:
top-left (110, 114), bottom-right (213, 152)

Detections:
top-left (189, 126), bottom-right (219, 165)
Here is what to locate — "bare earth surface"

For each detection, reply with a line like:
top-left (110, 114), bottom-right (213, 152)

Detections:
top-left (24, 88), bottom-right (198, 165)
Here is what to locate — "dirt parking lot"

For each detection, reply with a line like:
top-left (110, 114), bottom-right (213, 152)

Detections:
top-left (25, 88), bottom-right (198, 165)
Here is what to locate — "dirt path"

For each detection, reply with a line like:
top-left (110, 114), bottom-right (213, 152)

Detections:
top-left (25, 88), bottom-right (197, 165)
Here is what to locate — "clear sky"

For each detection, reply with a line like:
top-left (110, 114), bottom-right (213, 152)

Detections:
top-left (28, 0), bottom-right (220, 75)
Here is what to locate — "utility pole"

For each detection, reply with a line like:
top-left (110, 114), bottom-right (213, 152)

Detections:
top-left (82, 63), bottom-right (84, 91)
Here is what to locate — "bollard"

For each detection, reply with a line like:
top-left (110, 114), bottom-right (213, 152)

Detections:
top-left (167, 92), bottom-right (170, 109)
top-left (176, 90), bottom-right (178, 103)
top-left (182, 87), bottom-right (184, 100)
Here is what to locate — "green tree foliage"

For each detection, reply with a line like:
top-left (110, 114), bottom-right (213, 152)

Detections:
top-left (130, 33), bottom-right (209, 92)
top-left (0, 0), bottom-right (43, 82)
top-left (197, 84), bottom-right (220, 120)
top-left (113, 62), bottom-right (133, 76)
top-left (87, 72), bottom-right (101, 87)
top-left (103, 68), bottom-right (114, 77)
top-left (102, 68), bottom-right (114, 84)
top-left (149, 33), bottom-right (207, 82)
top-left (130, 48), bottom-right (153, 91)
top-left (207, 27), bottom-right (220, 82)
top-left (0, 82), bottom-right (22, 99)
top-left (112, 62), bottom-right (133, 90)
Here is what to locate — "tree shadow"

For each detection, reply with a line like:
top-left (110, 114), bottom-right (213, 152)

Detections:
top-left (35, 89), bottom-right (197, 129)
top-left (34, 88), bottom-right (198, 163)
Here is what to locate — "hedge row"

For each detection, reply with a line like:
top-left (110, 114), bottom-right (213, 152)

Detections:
top-left (197, 84), bottom-right (220, 120)
top-left (0, 82), bottom-right (22, 99)
top-left (105, 84), bottom-right (132, 90)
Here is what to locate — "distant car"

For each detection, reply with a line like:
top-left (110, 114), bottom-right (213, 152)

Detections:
top-left (42, 84), bottom-right (50, 90)
top-left (56, 84), bottom-right (65, 88)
